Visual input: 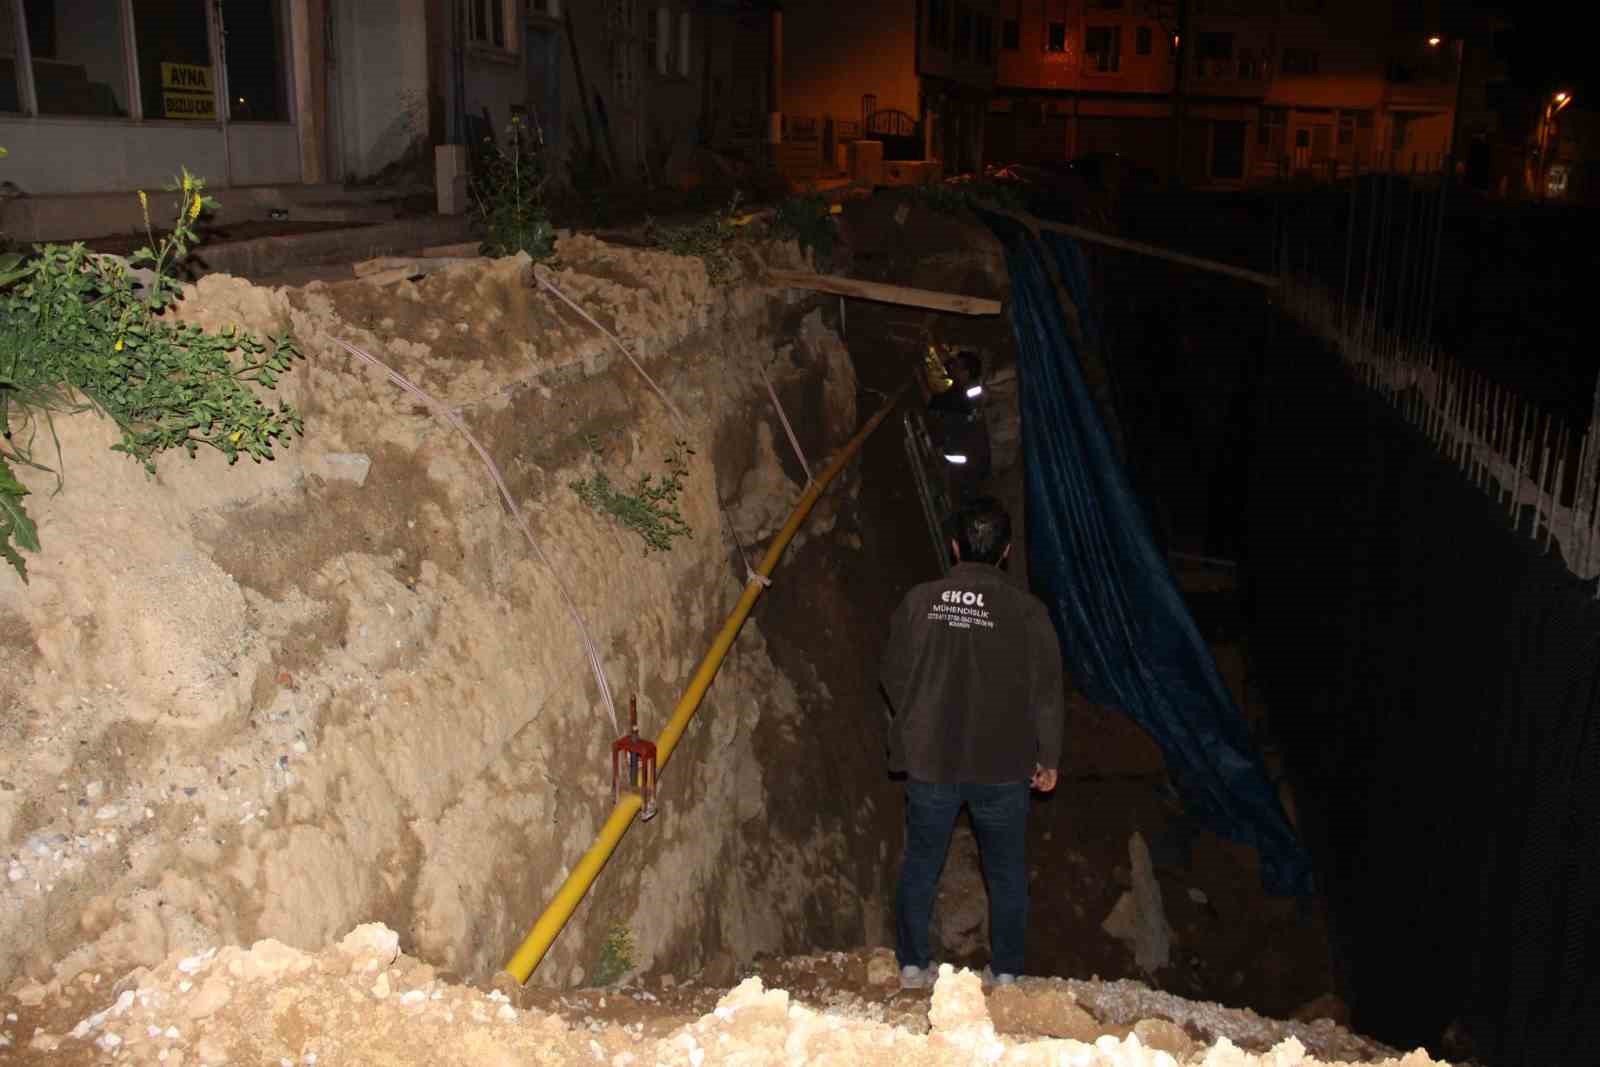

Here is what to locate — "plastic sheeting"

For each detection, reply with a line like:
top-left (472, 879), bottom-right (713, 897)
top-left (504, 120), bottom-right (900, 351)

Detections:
top-left (986, 213), bottom-right (1315, 896)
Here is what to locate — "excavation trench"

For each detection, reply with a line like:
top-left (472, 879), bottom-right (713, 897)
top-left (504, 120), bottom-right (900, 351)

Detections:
top-left (0, 233), bottom-right (912, 991)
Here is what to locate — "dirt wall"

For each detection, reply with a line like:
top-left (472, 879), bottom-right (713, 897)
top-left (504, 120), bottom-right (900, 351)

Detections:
top-left (0, 236), bottom-right (891, 990)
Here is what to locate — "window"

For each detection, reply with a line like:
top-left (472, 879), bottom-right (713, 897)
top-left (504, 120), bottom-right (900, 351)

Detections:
top-left (953, 3), bottom-right (972, 59)
top-left (1, 0), bottom-right (23, 112)
top-left (1392, 114), bottom-right (1410, 151)
top-left (649, 6), bottom-right (673, 76)
top-left (469, 0), bottom-right (516, 52)
top-left (1084, 25), bottom-right (1120, 72)
top-left (1001, 0), bottom-right (1019, 50)
top-left (928, 0), bottom-right (949, 48)
top-left (677, 10), bottom-right (692, 77)
top-left (1281, 47), bottom-right (1319, 75)
top-left (10, 0), bottom-right (135, 118)
top-left (1195, 31), bottom-right (1233, 78)
top-left (1258, 106), bottom-right (1286, 155)
top-left (1045, 21), bottom-right (1066, 52)
top-left (222, 1), bottom-right (289, 121)
top-left (1136, 26), bottom-right (1151, 56)
top-left (608, 0), bottom-right (636, 103)
top-left (1337, 110), bottom-right (1354, 146)
top-left (976, 14), bottom-right (994, 63)
top-left (1238, 47), bottom-right (1259, 80)
top-left (1088, 0), bottom-right (1125, 7)
top-left (135, 0), bottom-right (212, 120)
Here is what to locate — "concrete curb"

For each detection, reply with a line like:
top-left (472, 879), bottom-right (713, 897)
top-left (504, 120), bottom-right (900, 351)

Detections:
top-left (189, 215), bottom-right (478, 280)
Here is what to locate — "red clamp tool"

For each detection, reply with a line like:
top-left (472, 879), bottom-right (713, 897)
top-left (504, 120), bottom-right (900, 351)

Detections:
top-left (611, 696), bottom-right (658, 821)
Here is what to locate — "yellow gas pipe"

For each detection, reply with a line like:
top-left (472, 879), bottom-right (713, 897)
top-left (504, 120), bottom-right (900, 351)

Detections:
top-left (502, 386), bottom-right (905, 983)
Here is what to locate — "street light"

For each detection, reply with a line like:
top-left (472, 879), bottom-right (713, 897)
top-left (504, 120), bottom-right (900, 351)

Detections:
top-left (1427, 35), bottom-right (1442, 47)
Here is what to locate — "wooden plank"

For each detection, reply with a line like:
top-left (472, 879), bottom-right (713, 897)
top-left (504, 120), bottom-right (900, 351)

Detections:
top-left (765, 269), bottom-right (1001, 316)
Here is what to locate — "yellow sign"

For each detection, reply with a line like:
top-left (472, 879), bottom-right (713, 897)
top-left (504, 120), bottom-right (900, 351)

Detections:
top-left (160, 62), bottom-right (214, 92)
top-left (162, 91), bottom-right (216, 120)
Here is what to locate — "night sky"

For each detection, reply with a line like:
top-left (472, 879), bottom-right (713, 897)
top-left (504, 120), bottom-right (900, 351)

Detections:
top-left (1471, 0), bottom-right (1591, 100)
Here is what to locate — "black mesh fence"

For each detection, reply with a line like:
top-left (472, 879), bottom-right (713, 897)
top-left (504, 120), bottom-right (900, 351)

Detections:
top-left (1244, 322), bottom-right (1600, 1065)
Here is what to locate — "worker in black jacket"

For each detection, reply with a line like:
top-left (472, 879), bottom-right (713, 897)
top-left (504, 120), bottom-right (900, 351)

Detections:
top-left (879, 497), bottom-right (1066, 990)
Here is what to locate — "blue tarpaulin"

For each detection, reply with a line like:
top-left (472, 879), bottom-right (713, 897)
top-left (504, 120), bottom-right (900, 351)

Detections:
top-left (986, 214), bottom-right (1315, 896)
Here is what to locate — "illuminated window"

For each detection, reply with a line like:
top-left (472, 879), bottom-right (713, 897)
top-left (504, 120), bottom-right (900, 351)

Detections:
top-left (1085, 26), bottom-right (1120, 72)
top-left (1136, 26), bottom-right (1151, 56)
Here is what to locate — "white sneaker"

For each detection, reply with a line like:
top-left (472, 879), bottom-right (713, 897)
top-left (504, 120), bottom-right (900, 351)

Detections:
top-left (899, 964), bottom-right (933, 990)
top-left (980, 966), bottom-right (1017, 988)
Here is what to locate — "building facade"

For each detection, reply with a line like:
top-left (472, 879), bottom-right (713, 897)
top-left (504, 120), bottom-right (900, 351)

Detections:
top-left (986, 0), bottom-right (1459, 184)
top-left (3, 1), bottom-right (753, 233)
top-left (778, 0), bottom-right (999, 180)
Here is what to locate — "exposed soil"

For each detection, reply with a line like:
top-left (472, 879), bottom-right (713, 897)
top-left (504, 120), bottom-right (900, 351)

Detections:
top-left (0, 926), bottom-right (1428, 1065)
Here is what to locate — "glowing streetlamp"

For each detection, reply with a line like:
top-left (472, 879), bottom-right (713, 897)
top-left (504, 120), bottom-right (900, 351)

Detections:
top-left (1427, 35), bottom-right (1442, 47)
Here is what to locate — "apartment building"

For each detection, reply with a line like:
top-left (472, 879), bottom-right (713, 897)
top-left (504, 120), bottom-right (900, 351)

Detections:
top-left (986, 0), bottom-right (1458, 184)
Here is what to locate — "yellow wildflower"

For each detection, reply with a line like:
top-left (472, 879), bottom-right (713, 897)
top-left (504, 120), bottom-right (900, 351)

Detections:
top-left (190, 196), bottom-right (202, 221)
top-left (138, 190), bottom-right (148, 212)
top-left (115, 338), bottom-right (125, 352)
top-left (229, 431), bottom-right (242, 444)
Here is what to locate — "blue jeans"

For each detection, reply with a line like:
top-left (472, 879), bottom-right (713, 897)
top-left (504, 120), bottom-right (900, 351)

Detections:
top-left (895, 779), bottom-right (1031, 976)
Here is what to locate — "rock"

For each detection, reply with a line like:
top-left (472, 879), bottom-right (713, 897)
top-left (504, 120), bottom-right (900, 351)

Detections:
top-left (658, 973), bottom-right (676, 989)
top-left (228, 939), bottom-right (308, 981)
top-left (185, 975), bottom-right (232, 1019)
top-left (928, 965), bottom-right (989, 1032)
top-left (1101, 832), bottom-right (1171, 974)
top-left (987, 985), bottom-right (1100, 1041)
top-left (864, 948), bottom-right (899, 987)
top-left (308, 451), bottom-right (373, 487)
top-left (338, 923), bottom-right (400, 968)
top-left (1187, 887), bottom-right (1209, 905)
top-left (1133, 1018), bottom-right (1197, 1059)
top-left (1292, 993), bottom-right (1351, 1026)
top-left (714, 977), bottom-right (788, 1024)
top-left (196, 1034), bottom-right (229, 1064)
top-left (14, 980), bottom-right (47, 1007)
top-left (371, 972), bottom-right (391, 999)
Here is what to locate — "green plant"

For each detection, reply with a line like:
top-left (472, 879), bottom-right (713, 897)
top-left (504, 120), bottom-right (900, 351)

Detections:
top-left (648, 192), bottom-right (743, 284)
top-left (771, 192), bottom-right (836, 260)
top-left (0, 171), bottom-right (302, 581)
top-left (910, 179), bottom-right (1027, 215)
top-left (571, 439), bottom-right (693, 553)
top-left (592, 921), bottom-right (635, 987)
top-left (471, 116), bottom-right (555, 260)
